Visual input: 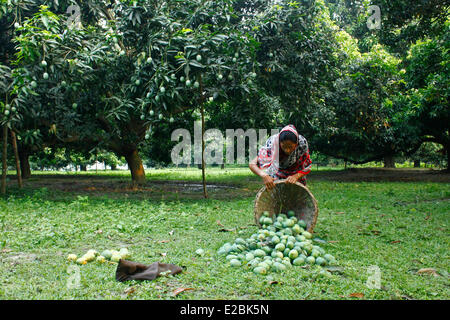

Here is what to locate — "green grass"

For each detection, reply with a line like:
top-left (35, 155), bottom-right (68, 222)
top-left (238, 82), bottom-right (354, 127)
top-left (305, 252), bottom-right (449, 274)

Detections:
top-left (0, 169), bottom-right (449, 300)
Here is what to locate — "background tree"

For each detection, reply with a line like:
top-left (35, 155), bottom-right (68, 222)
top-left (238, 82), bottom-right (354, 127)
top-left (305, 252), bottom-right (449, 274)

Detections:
top-left (397, 27), bottom-right (449, 169)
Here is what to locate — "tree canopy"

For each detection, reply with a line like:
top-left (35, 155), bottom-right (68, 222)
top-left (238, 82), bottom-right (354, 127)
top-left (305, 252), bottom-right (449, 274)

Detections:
top-left (1, 0), bottom-right (448, 186)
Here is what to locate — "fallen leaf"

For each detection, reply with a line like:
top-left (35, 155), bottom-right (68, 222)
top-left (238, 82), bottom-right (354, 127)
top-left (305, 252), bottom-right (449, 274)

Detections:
top-left (268, 281), bottom-right (280, 285)
top-left (124, 287), bottom-right (136, 295)
top-left (349, 292), bottom-right (364, 298)
top-left (216, 220), bottom-right (225, 227)
top-left (172, 287), bottom-right (194, 296)
top-left (1, 248), bottom-right (12, 253)
top-left (390, 240), bottom-right (401, 244)
top-left (158, 240), bottom-right (170, 243)
top-left (417, 268), bottom-right (439, 277)
top-left (425, 212), bottom-right (432, 220)
top-left (218, 228), bottom-right (235, 232)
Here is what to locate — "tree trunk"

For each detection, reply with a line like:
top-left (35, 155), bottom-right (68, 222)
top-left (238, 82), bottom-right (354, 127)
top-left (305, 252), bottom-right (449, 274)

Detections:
top-left (111, 164), bottom-right (117, 170)
top-left (383, 155), bottom-right (396, 168)
top-left (198, 74), bottom-right (208, 199)
top-left (19, 148), bottom-right (31, 179)
top-left (446, 142), bottom-right (450, 172)
top-left (124, 149), bottom-right (146, 185)
top-left (414, 160), bottom-right (420, 168)
top-left (80, 164), bottom-right (87, 171)
top-left (1, 125), bottom-right (7, 194)
top-left (10, 130), bottom-right (23, 188)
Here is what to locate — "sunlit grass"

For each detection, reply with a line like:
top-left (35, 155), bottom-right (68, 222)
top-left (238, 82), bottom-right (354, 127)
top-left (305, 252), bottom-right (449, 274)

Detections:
top-left (0, 169), bottom-right (449, 300)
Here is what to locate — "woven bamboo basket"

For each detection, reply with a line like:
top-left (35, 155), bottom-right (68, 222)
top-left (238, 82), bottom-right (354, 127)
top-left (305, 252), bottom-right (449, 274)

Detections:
top-left (254, 180), bottom-right (319, 233)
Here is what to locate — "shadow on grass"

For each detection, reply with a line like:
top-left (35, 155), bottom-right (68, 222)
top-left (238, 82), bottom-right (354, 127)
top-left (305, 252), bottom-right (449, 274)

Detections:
top-left (3, 167), bottom-right (449, 203)
top-left (3, 177), bottom-right (261, 203)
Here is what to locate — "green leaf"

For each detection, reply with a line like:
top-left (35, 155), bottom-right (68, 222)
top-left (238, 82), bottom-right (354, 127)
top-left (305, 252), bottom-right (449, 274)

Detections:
top-left (42, 16), bottom-right (49, 29)
top-left (189, 60), bottom-right (204, 68)
top-left (212, 34), bottom-right (228, 41)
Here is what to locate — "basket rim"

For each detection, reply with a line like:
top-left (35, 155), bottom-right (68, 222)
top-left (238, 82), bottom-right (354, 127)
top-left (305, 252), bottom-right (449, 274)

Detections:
top-left (253, 179), bottom-right (319, 233)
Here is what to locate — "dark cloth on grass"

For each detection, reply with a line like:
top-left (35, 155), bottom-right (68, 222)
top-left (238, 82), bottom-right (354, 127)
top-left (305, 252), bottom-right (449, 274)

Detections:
top-left (115, 259), bottom-right (183, 282)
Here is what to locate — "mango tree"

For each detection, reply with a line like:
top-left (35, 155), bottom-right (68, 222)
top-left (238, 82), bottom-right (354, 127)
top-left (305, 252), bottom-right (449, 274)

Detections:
top-left (0, 64), bottom-right (12, 193)
top-left (398, 29), bottom-right (450, 169)
top-left (8, 0), bottom-right (259, 184)
top-left (207, 0), bottom-right (342, 149)
top-left (0, 0), bottom-right (109, 179)
top-left (311, 42), bottom-right (414, 167)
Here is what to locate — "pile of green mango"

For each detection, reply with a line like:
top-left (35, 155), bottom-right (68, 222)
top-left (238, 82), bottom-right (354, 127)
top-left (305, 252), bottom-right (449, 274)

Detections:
top-left (217, 211), bottom-right (336, 275)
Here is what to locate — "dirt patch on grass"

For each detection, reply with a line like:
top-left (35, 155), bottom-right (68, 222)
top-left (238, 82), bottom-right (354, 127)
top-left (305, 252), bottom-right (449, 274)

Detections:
top-left (6, 175), bottom-right (252, 200)
top-left (5, 168), bottom-right (449, 200)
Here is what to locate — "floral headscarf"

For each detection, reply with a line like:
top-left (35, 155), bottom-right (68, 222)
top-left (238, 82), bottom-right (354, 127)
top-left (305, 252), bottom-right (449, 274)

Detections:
top-left (257, 125), bottom-right (312, 183)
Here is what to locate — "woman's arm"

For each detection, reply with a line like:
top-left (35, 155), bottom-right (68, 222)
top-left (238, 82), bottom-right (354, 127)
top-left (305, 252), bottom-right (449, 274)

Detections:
top-left (249, 156), bottom-right (275, 190)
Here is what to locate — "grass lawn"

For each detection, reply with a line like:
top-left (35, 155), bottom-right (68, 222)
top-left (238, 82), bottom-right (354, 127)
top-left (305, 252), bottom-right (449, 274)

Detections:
top-left (0, 168), bottom-right (449, 300)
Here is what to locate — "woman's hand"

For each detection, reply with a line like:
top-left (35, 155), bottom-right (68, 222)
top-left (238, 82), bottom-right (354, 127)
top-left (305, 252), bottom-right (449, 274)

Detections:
top-left (286, 173), bottom-right (302, 184)
top-left (262, 174), bottom-right (275, 190)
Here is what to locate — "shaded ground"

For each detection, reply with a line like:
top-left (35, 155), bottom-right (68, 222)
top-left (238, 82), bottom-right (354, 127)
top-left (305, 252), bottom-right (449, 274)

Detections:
top-left (4, 168), bottom-right (450, 200)
top-left (6, 175), bottom-right (252, 200)
top-left (309, 168), bottom-right (450, 183)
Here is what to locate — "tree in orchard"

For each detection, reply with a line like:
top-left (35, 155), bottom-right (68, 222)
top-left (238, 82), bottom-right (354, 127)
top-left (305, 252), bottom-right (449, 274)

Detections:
top-left (0, 0), bottom-right (114, 179)
top-left (374, 0), bottom-right (449, 55)
top-left (396, 27), bottom-right (449, 169)
top-left (250, 0), bottom-right (342, 132)
top-left (324, 0), bottom-right (381, 53)
top-left (0, 63), bottom-right (13, 193)
top-left (320, 0), bottom-right (448, 167)
top-left (207, 0), bottom-right (343, 148)
top-left (311, 39), bottom-right (413, 167)
top-left (324, 0), bottom-right (449, 55)
top-left (9, 0), bottom-right (260, 184)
